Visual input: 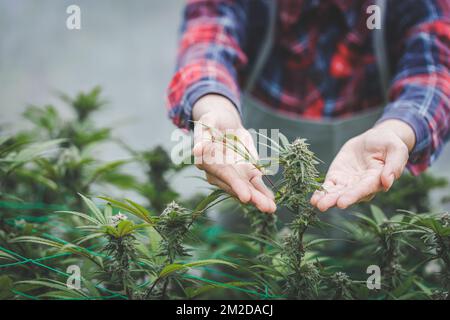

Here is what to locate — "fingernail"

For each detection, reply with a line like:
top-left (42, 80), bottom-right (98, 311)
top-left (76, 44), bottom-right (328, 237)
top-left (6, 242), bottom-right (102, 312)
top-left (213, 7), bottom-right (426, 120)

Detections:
top-left (388, 174), bottom-right (395, 188)
top-left (271, 201), bottom-right (277, 213)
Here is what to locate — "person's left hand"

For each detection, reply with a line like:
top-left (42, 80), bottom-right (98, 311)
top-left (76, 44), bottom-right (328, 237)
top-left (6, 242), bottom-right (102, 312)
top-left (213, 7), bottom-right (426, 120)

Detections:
top-left (310, 119), bottom-right (416, 212)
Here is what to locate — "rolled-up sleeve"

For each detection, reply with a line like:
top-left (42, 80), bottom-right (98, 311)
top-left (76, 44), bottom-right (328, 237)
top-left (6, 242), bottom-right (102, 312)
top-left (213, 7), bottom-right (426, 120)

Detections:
top-left (166, 0), bottom-right (249, 129)
top-left (377, 0), bottom-right (450, 175)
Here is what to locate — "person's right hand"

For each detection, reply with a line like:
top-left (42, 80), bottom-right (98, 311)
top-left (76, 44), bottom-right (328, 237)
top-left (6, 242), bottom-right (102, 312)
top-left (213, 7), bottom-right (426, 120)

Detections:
top-left (192, 94), bottom-right (276, 213)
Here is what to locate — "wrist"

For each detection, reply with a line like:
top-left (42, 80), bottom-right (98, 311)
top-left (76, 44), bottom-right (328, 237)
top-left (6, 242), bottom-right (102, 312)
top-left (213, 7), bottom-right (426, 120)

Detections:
top-left (374, 119), bottom-right (416, 152)
top-left (192, 94), bottom-right (242, 127)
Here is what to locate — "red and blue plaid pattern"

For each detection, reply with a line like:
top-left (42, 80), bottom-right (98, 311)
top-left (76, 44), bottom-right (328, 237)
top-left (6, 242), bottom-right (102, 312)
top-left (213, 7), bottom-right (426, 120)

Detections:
top-left (167, 0), bottom-right (450, 174)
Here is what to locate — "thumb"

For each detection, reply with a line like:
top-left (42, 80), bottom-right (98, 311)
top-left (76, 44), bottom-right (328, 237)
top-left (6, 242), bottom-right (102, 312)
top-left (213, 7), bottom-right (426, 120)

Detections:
top-left (381, 141), bottom-right (409, 191)
top-left (236, 128), bottom-right (259, 161)
top-left (193, 114), bottom-right (216, 157)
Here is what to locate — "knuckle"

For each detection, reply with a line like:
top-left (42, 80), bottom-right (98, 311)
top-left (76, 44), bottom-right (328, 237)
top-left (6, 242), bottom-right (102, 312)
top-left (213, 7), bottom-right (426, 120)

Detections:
top-left (205, 174), bottom-right (215, 185)
top-left (399, 142), bottom-right (409, 155)
top-left (387, 139), bottom-right (399, 149)
top-left (199, 114), bottom-right (215, 126)
top-left (240, 129), bottom-right (253, 141)
top-left (250, 170), bottom-right (263, 180)
top-left (194, 161), bottom-right (204, 170)
top-left (342, 137), bottom-right (358, 149)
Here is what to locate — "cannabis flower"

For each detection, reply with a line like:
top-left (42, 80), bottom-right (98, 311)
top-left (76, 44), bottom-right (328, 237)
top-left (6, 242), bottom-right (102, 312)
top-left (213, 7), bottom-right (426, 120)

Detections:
top-left (278, 138), bottom-right (321, 210)
top-left (111, 212), bottom-right (128, 226)
top-left (158, 201), bottom-right (192, 261)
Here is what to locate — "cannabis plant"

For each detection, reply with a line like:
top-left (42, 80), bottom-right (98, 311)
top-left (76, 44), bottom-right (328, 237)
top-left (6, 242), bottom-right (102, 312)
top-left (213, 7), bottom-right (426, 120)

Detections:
top-left (2, 87), bottom-right (128, 209)
top-left (115, 145), bottom-right (187, 213)
top-left (407, 212), bottom-right (450, 299)
top-left (0, 135), bottom-right (62, 199)
top-left (341, 206), bottom-right (407, 294)
top-left (359, 172), bottom-right (448, 213)
top-left (275, 138), bottom-right (324, 298)
top-left (3, 90), bottom-right (450, 300)
top-left (9, 192), bottom-right (239, 300)
top-left (242, 204), bottom-right (277, 254)
top-left (0, 135), bottom-right (66, 287)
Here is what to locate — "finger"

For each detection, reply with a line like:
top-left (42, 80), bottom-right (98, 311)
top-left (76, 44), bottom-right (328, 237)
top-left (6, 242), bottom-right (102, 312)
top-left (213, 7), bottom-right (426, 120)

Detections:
top-left (205, 164), bottom-right (252, 204)
top-left (195, 140), bottom-right (221, 169)
top-left (193, 115), bottom-right (216, 167)
top-left (310, 190), bottom-right (323, 207)
top-left (316, 191), bottom-right (342, 212)
top-left (315, 182), bottom-right (346, 212)
top-left (250, 175), bottom-right (275, 201)
top-left (249, 185), bottom-right (277, 213)
top-left (310, 179), bottom-right (337, 207)
top-left (224, 130), bottom-right (259, 170)
top-left (194, 115), bottom-right (216, 144)
top-left (360, 193), bottom-right (376, 202)
top-left (238, 129), bottom-right (259, 161)
top-left (380, 172), bottom-right (395, 192)
top-left (206, 173), bottom-right (236, 197)
top-left (193, 140), bottom-right (206, 169)
top-left (193, 140), bottom-right (210, 170)
top-left (208, 172), bottom-right (275, 213)
top-left (336, 177), bottom-right (380, 209)
top-left (381, 141), bottom-right (408, 191)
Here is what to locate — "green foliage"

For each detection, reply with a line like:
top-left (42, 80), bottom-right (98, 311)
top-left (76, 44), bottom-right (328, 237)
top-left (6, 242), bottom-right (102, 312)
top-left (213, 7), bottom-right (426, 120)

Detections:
top-left (117, 145), bottom-right (186, 212)
top-left (360, 172), bottom-right (448, 213)
top-left (275, 138), bottom-right (323, 299)
top-left (277, 138), bottom-right (322, 211)
top-left (10, 194), bottom-right (238, 300)
top-left (242, 205), bottom-right (277, 254)
top-left (1, 87), bottom-right (234, 300)
top-left (1, 87), bottom-right (127, 209)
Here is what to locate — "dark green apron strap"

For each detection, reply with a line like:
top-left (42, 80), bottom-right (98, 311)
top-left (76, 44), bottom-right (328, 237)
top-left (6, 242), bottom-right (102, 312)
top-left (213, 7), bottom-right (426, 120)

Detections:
top-left (373, 0), bottom-right (391, 103)
top-left (243, 0), bottom-right (277, 94)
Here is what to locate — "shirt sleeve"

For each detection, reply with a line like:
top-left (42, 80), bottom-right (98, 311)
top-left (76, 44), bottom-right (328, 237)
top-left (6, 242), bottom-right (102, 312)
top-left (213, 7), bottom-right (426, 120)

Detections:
top-left (166, 0), bottom-right (249, 130)
top-left (377, 0), bottom-right (450, 175)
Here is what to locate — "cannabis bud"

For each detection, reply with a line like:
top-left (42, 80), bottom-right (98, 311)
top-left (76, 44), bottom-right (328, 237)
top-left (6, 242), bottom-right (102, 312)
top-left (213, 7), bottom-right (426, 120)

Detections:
top-left (159, 201), bottom-right (190, 233)
top-left (441, 212), bottom-right (450, 227)
top-left (111, 212), bottom-right (128, 226)
top-left (158, 201), bottom-right (192, 261)
top-left (14, 219), bottom-right (27, 228)
top-left (161, 201), bottom-right (185, 216)
top-left (431, 290), bottom-right (448, 300)
top-left (277, 138), bottom-right (324, 299)
top-left (330, 272), bottom-right (353, 300)
top-left (332, 272), bottom-right (351, 283)
top-left (278, 138), bottom-right (321, 210)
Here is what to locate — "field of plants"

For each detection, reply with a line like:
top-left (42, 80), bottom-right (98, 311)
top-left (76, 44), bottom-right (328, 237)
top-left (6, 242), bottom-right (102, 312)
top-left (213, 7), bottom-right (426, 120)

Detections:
top-left (0, 88), bottom-right (449, 300)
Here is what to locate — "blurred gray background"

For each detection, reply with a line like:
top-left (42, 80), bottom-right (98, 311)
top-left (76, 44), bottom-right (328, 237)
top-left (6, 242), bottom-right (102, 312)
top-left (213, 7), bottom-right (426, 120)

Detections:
top-left (0, 0), bottom-right (448, 207)
top-left (0, 0), bottom-right (210, 198)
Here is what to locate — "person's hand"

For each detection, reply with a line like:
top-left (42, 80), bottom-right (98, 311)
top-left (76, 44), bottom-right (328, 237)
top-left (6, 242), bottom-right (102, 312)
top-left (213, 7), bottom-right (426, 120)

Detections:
top-left (311, 119), bottom-right (416, 211)
top-left (192, 94), bottom-right (276, 213)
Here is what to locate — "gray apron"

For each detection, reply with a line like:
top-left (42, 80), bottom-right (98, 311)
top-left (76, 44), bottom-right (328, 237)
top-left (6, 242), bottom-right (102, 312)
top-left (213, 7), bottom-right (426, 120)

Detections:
top-left (242, 0), bottom-right (389, 171)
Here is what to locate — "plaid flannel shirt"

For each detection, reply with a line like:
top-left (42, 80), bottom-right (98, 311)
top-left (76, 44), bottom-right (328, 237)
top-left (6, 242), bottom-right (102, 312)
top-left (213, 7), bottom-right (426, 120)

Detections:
top-left (166, 0), bottom-right (450, 175)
